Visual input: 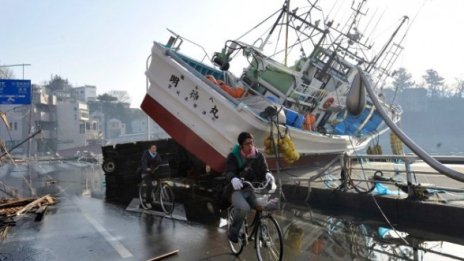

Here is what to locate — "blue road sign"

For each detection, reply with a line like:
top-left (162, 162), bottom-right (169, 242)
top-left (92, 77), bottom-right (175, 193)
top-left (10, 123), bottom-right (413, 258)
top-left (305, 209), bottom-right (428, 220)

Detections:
top-left (0, 79), bottom-right (32, 105)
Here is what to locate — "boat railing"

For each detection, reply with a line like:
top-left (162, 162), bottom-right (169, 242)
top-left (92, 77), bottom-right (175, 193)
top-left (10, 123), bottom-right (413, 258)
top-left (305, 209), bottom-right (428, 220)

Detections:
top-left (162, 42), bottom-right (299, 125)
top-left (281, 153), bottom-right (464, 202)
top-left (165, 28), bottom-right (212, 64)
top-left (162, 45), bottom-right (241, 107)
top-left (344, 154), bottom-right (464, 197)
top-left (290, 80), bottom-right (329, 106)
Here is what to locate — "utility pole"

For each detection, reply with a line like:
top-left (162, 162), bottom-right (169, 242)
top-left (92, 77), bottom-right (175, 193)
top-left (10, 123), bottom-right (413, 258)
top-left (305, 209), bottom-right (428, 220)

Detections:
top-left (0, 64), bottom-right (31, 79)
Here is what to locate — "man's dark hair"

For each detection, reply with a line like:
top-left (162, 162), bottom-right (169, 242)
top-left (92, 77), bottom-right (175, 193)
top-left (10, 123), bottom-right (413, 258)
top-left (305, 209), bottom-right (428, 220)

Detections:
top-left (238, 132), bottom-right (253, 145)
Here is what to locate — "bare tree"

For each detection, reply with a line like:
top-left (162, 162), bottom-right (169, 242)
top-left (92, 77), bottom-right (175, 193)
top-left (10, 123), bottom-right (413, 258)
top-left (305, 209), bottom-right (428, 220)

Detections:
top-left (108, 90), bottom-right (131, 104)
top-left (97, 93), bottom-right (118, 103)
top-left (0, 67), bottom-right (15, 79)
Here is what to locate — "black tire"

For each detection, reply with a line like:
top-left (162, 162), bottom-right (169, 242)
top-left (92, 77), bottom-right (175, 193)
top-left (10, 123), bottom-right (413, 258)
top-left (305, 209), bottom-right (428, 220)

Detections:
top-left (255, 216), bottom-right (283, 261)
top-left (227, 207), bottom-right (245, 255)
top-left (160, 183), bottom-right (175, 215)
top-left (102, 159), bottom-right (116, 173)
top-left (352, 175), bottom-right (376, 193)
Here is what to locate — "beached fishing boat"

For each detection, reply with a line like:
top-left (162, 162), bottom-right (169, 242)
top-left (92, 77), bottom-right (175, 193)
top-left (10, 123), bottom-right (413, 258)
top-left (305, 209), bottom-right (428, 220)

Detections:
top-left (141, 0), bottom-right (406, 172)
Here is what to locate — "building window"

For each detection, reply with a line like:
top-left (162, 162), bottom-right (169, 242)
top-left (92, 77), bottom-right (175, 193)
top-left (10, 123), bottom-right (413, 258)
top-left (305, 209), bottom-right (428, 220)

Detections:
top-left (14, 122), bottom-right (17, 131)
top-left (80, 123), bottom-right (85, 134)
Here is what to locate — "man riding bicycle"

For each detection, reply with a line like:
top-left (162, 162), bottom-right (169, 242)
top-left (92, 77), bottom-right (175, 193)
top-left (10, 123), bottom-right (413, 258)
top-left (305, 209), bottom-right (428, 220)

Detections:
top-left (141, 144), bottom-right (163, 201)
top-left (225, 132), bottom-right (276, 243)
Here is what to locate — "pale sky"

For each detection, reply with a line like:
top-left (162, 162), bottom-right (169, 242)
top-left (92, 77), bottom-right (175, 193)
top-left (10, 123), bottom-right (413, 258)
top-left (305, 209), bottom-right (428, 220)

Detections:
top-left (1, 0), bottom-right (463, 107)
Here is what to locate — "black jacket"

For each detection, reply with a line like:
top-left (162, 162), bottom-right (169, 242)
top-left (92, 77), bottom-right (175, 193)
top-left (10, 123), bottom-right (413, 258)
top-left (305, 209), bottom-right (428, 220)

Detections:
top-left (224, 144), bottom-right (270, 184)
top-left (141, 150), bottom-right (162, 172)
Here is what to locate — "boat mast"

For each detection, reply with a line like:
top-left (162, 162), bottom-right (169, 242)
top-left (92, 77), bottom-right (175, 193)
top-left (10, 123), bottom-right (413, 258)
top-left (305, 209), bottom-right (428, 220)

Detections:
top-left (259, 1), bottom-right (289, 51)
top-left (367, 15), bottom-right (409, 72)
top-left (284, 0), bottom-right (290, 66)
top-left (260, 0), bottom-right (328, 60)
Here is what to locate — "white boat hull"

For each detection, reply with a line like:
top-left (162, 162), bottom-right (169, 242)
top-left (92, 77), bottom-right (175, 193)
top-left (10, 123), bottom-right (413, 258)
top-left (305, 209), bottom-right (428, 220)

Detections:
top-left (142, 43), bottom-right (369, 172)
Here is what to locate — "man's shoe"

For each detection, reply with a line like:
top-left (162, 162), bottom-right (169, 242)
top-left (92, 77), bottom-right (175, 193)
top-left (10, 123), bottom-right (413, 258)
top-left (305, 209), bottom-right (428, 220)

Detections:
top-left (228, 233), bottom-right (239, 243)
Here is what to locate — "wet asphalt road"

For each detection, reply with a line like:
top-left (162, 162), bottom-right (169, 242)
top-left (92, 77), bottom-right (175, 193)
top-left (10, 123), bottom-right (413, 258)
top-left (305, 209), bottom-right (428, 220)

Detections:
top-left (0, 162), bottom-right (289, 261)
top-left (0, 162), bottom-right (239, 261)
top-left (1, 161), bottom-right (464, 261)
top-left (1, 196), bottom-right (241, 261)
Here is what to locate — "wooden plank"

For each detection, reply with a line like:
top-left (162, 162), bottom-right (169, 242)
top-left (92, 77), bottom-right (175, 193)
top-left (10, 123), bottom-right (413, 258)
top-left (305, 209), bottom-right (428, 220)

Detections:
top-left (16, 195), bottom-right (56, 216)
top-left (146, 250), bottom-right (179, 261)
top-left (0, 198), bottom-right (34, 209)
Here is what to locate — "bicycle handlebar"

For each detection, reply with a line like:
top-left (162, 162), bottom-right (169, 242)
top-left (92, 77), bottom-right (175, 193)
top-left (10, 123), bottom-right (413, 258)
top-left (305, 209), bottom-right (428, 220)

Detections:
top-left (147, 163), bottom-right (170, 174)
top-left (241, 179), bottom-right (273, 193)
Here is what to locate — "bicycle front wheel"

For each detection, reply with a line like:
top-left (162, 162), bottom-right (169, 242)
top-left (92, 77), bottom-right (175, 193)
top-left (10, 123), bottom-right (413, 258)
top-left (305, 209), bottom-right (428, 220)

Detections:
top-left (255, 215), bottom-right (283, 261)
top-left (139, 180), bottom-right (152, 210)
top-left (160, 183), bottom-right (175, 215)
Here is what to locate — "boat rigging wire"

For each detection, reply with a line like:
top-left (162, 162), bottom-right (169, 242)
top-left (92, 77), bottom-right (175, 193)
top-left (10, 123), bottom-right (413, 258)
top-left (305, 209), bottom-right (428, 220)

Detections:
top-left (235, 8), bottom-right (282, 42)
top-left (343, 135), bottom-right (411, 246)
top-left (325, 0), bottom-right (338, 20)
top-left (274, 19), bottom-right (285, 55)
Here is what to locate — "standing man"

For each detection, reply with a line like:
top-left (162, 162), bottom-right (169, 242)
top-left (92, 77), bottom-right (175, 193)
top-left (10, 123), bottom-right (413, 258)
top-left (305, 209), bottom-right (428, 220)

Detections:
top-left (225, 132), bottom-right (275, 243)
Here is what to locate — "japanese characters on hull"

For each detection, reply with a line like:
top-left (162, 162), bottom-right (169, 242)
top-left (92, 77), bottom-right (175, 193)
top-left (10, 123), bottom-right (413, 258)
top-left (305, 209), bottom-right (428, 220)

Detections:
top-left (168, 74), bottom-right (220, 122)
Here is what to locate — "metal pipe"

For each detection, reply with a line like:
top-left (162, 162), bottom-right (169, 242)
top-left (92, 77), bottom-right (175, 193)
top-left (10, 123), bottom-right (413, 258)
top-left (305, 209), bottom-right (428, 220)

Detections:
top-left (145, 54), bottom-right (152, 140)
top-left (358, 66), bottom-right (464, 182)
top-left (346, 154), bottom-right (464, 164)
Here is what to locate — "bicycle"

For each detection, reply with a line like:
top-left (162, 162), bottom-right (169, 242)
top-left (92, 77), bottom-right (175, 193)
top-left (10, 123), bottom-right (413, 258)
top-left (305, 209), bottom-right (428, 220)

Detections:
top-left (227, 180), bottom-right (284, 261)
top-left (138, 163), bottom-right (175, 215)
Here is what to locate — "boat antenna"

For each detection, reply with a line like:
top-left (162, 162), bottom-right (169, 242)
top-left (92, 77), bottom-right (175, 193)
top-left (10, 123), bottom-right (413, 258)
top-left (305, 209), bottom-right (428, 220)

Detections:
top-left (346, 0), bottom-right (368, 37)
top-left (364, 7), bottom-right (386, 47)
top-left (366, 15), bottom-right (409, 72)
top-left (284, 0), bottom-right (290, 65)
top-left (325, 0), bottom-right (339, 21)
top-left (397, 0), bottom-right (428, 50)
top-left (258, 1), bottom-right (289, 50)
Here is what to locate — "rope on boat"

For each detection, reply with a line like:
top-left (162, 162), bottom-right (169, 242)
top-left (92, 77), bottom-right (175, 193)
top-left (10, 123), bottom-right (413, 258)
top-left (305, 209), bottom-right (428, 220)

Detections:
top-left (390, 132), bottom-right (403, 155)
top-left (263, 116), bottom-right (300, 164)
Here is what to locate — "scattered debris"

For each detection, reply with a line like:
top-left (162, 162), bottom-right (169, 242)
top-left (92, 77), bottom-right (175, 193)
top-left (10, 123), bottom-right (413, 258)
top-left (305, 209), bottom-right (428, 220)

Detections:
top-left (0, 194), bottom-right (57, 241)
top-left (146, 249), bottom-right (179, 261)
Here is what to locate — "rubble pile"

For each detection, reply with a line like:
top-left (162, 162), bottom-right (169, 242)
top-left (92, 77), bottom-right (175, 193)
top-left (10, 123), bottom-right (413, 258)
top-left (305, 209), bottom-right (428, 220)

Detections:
top-left (0, 195), bottom-right (57, 240)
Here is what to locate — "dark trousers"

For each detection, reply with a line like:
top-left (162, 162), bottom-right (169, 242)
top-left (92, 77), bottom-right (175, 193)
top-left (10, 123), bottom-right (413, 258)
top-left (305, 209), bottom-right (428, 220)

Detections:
top-left (142, 172), bottom-right (155, 202)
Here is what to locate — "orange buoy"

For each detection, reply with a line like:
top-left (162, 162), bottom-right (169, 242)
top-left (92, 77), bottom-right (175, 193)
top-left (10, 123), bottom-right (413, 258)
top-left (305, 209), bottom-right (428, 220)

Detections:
top-left (217, 80), bottom-right (233, 95)
top-left (234, 86), bottom-right (245, 98)
top-left (206, 75), bottom-right (218, 85)
top-left (303, 113), bottom-right (316, 131)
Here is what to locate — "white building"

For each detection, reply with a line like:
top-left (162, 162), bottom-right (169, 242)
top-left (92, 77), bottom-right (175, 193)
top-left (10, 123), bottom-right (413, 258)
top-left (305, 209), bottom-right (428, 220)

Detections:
top-left (56, 101), bottom-right (94, 150)
top-left (72, 85), bottom-right (97, 103)
top-left (107, 118), bottom-right (126, 139)
top-left (130, 118), bottom-right (169, 140)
